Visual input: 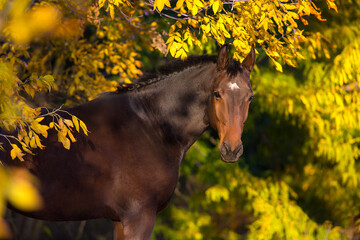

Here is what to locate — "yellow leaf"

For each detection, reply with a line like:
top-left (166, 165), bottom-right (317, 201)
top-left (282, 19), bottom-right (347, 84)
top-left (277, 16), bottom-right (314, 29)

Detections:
top-left (34, 134), bottom-right (44, 149)
top-left (180, 50), bottom-right (187, 60)
top-left (165, 0), bottom-right (171, 7)
top-left (272, 51), bottom-right (280, 58)
top-left (99, 0), bottom-right (105, 8)
top-left (64, 119), bottom-right (74, 128)
top-left (220, 23), bottom-right (231, 38)
top-left (203, 23), bottom-right (211, 34)
top-left (175, 0), bottom-right (185, 10)
top-left (58, 130), bottom-right (71, 150)
top-left (271, 58), bottom-right (283, 72)
top-left (24, 85), bottom-right (35, 98)
top-left (262, 19), bottom-right (269, 31)
top-left (169, 43), bottom-right (179, 57)
top-left (109, 5), bottom-right (115, 19)
top-left (68, 131), bottom-right (76, 143)
top-left (175, 21), bottom-right (182, 28)
top-left (192, 5), bottom-right (198, 15)
top-left (154, 0), bottom-right (170, 12)
top-left (10, 144), bottom-right (25, 161)
top-left (326, 0), bottom-right (338, 12)
top-left (175, 48), bottom-right (184, 58)
top-left (284, 3), bottom-right (297, 10)
top-left (79, 120), bottom-right (89, 135)
top-left (205, 185), bottom-right (230, 202)
top-left (186, 0), bottom-right (192, 12)
top-left (212, 1), bottom-right (220, 14)
top-left (30, 136), bottom-right (36, 148)
top-left (63, 137), bottom-right (71, 150)
top-left (22, 145), bottom-right (33, 155)
top-left (72, 116), bottom-right (80, 132)
top-left (194, 0), bottom-right (204, 8)
top-left (58, 118), bottom-right (64, 128)
top-left (35, 117), bottom-right (44, 123)
top-left (38, 125), bottom-right (49, 138)
top-left (182, 42), bottom-right (189, 52)
top-left (254, 5), bottom-right (260, 14)
top-left (24, 136), bottom-right (30, 146)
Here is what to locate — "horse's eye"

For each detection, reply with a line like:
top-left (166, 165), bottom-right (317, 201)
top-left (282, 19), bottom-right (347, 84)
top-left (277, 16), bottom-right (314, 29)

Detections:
top-left (214, 91), bottom-right (222, 99)
top-left (248, 96), bottom-right (254, 102)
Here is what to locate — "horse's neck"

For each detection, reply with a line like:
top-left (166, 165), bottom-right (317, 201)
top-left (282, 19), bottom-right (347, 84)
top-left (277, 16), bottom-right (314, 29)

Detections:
top-left (134, 63), bottom-right (216, 151)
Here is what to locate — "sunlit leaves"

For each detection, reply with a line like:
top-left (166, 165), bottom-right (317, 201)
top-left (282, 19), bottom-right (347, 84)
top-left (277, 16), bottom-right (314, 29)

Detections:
top-left (205, 185), bottom-right (229, 202)
top-left (0, 59), bottom-right (84, 160)
top-left (246, 180), bottom-right (341, 240)
top-left (153, 1), bottom-right (358, 234)
top-left (270, 57), bottom-right (283, 72)
top-left (254, 67), bottom-right (360, 187)
top-left (167, 31), bottom-right (189, 60)
top-left (212, 0), bottom-right (221, 14)
top-left (2, 108), bottom-right (89, 159)
top-left (0, 0), bottom-right (144, 161)
top-left (159, 0), bottom-right (321, 71)
top-left (155, 137), bottom-right (343, 239)
top-left (247, 1), bottom-right (360, 234)
top-left (98, 0), bottom-right (130, 19)
top-left (95, 0), bottom-right (327, 72)
top-left (154, 0), bottom-right (171, 12)
top-left (10, 144), bottom-right (24, 161)
top-left (326, 0), bottom-right (338, 12)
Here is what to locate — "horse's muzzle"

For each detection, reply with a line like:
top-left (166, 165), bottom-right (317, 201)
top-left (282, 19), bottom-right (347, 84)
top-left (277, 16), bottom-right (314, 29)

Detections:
top-left (219, 142), bottom-right (243, 163)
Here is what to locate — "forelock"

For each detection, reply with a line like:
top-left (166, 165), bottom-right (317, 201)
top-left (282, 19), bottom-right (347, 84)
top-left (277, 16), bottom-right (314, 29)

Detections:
top-left (226, 59), bottom-right (243, 77)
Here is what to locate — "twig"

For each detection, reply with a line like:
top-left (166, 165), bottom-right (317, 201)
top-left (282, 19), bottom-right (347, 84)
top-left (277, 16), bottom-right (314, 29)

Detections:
top-left (342, 82), bottom-right (359, 92)
top-left (142, 0), bottom-right (250, 22)
top-left (36, 105), bottom-right (64, 119)
top-left (0, 134), bottom-right (23, 145)
top-left (63, 0), bottom-right (104, 21)
top-left (116, 6), bottom-right (143, 29)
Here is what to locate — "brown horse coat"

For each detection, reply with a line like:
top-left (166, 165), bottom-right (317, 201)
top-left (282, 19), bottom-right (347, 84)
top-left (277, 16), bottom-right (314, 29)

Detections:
top-left (0, 45), bottom-right (255, 240)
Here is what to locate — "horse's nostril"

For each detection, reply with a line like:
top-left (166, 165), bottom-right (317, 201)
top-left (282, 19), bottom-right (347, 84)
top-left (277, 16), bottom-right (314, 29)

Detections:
top-left (220, 142), bottom-right (230, 156)
top-left (220, 142), bottom-right (243, 160)
top-left (223, 142), bottom-right (230, 152)
top-left (233, 144), bottom-right (243, 155)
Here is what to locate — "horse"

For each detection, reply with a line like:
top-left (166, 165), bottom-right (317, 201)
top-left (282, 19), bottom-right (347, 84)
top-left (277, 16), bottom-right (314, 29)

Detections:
top-left (0, 44), bottom-right (255, 240)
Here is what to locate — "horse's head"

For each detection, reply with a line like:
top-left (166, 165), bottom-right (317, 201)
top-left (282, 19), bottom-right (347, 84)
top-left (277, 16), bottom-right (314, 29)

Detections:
top-left (209, 45), bottom-right (255, 163)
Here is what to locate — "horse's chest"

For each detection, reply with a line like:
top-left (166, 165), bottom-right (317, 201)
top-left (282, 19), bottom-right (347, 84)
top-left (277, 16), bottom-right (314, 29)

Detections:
top-left (108, 144), bottom-right (182, 212)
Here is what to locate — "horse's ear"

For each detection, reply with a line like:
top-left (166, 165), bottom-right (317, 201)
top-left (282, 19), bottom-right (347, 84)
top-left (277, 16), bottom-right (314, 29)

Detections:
top-left (217, 44), bottom-right (229, 70)
top-left (242, 44), bottom-right (256, 72)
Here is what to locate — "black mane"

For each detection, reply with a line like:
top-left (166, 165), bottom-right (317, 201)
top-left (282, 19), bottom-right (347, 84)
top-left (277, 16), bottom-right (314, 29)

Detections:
top-left (117, 54), bottom-right (242, 92)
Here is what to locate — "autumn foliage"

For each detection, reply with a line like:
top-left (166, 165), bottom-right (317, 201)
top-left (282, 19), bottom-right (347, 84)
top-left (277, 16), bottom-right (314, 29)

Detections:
top-left (1, 0), bottom-right (359, 239)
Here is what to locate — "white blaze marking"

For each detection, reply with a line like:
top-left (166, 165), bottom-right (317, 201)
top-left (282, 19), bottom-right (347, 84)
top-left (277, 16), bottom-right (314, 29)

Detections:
top-left (228, 82), bottom-right (240, 90)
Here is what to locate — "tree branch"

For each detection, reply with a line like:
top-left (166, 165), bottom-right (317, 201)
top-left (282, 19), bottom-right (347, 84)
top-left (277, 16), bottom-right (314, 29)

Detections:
top-left (142, 0), bottom-right (251, 22)
top-left (63, 0), bottom-right (104, 21)
top-left (342, 82), bottom-right (359, 92)
top-left (116, 6), bottom-right (143, 29)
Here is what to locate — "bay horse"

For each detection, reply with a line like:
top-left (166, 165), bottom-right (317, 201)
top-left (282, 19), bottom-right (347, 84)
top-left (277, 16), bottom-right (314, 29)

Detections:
top-left (0, 44), bottom-right (255, 240)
